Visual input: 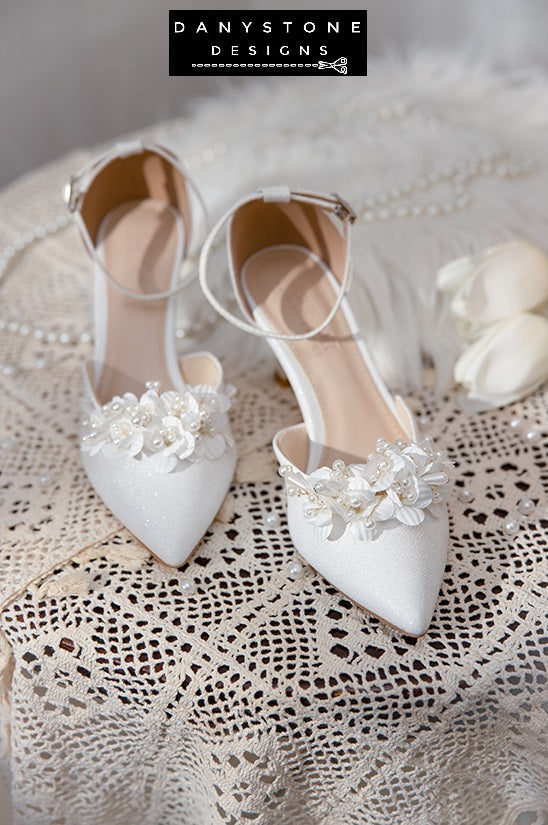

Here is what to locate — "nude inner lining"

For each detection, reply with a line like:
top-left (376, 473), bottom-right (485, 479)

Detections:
top-left (96, 199), bottom-right (180, 403)
top-left (241, 246), bottom-right (406, 469)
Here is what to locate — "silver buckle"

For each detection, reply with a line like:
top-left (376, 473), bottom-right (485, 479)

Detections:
top-left (63, 177), bottom-right (79, 212)
top-left (332, 193), bottom-right (357, 224)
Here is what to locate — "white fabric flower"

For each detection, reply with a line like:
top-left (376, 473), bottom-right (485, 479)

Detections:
top-left (282, 438), bottom-right (452, 542)
top-left (81, 381), bottom-right (235, 473)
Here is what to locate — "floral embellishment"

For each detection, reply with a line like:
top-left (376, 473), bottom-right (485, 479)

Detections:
top-left (81, 380), bottom-right (235, 473)
top-left (279, 437), bottom-right (452, 541)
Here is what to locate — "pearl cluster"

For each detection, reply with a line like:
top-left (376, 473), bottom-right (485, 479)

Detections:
top-left (279, 436), bottom-right (453, 541)
top-left (81, 380), bottom-right (235, 472)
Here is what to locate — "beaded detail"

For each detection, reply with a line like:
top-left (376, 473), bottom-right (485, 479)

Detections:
top-left (81, 380), bottom-right (235, 473)
top-left (279, 437), bottom-right (452, 540)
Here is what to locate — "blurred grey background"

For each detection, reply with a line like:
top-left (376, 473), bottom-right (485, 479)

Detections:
top-left (0, 1), bottom-right (547, 821)
top-left (1, 0), bottom-right (548, 188)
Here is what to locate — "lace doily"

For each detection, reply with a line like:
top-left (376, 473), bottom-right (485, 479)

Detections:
top-left (0, 59), bottom-right (547, 825)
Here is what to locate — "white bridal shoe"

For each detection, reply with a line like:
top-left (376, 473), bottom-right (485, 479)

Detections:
top-left (199, 187), bottom-right (452, 635)
top-left (66, 141), bottom-right (237, 565)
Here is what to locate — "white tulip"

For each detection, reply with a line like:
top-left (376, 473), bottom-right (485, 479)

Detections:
top-left (454, 312), bottom-right (548, 408)
top-left (437, 240), bottom-right (548, 342)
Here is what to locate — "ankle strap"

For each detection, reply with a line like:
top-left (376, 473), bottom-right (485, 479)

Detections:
top-left (65, 140), bottom-right (208, 302)
top-left (198, 188), bottom-right (356, 340)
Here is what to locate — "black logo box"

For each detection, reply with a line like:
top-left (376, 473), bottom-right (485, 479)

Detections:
top-left (169, 10), bottom-right (367, 76)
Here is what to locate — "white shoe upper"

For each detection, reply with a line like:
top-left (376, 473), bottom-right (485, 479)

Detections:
top-left (273, 423), bottom-right (451, 636)
top-left (81, 359), bottom-right (237, 565)
top-left (199, 187), bottom-right (454, 634)
top-left (67, 141), bottom-right (236, 566)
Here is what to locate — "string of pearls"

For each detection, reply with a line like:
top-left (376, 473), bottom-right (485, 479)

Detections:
top-left (355, 149), bottom-right (535, 222)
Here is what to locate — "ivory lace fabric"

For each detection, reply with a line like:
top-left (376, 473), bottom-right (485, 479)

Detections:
top-left (1, 57), bottom-right (547, 825)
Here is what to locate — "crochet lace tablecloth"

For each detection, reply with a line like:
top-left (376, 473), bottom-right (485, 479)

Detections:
top-left (0, 59), bottom-right (547, 825)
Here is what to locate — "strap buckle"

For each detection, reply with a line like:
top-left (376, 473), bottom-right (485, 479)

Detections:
top-left (63, 177), bottom-right (79, 213)
top-left (332, 192), bottom-right (357, 224)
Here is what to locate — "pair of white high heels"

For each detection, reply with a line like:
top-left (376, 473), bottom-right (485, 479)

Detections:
top-left (67, 141), bottom-right (452, 636)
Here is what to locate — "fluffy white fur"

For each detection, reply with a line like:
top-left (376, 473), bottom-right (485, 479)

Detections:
top-left (159, 53), bottom-right (548, 393)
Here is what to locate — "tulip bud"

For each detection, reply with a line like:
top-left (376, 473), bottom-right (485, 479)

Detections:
top-left (454, 312), bottom-right (548, 408)
top-left (437, 240), bottom-right (548, 342)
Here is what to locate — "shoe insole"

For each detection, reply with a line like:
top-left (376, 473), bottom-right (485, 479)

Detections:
top-left (241, 245), bottom-right (407, 469)
top-left (96, 199), bottom-right (182, 403)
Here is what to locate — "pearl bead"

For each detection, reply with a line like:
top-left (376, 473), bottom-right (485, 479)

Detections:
top-left (509, 417), bottom-right (521, 430)
top-left (332, 459), bottom-right (345, 471)
top-left (314, 481), bottom-right (326, 494)
top-left (395, 438), bottom-right (406, 448)
top-left (1, 436), bottom-right (15, 450)
top-left (145, 380), bottom-right (161, 391)
top-left (265, 512), bottom-right (280, 527)
top-left (504, 518), bottom-right (519, 535)
top-left (152, 437), bottom-right (162, 449)
top-left (39, 473), bottom-right (51, 486)
top-left (80, 332), bottom-right (91, 344)
top-left (287, 561), bottom-right (304, 579)
top-left (458, 487), bottom-right (474, 503)
top-left (2, 365), bottom-right (13, 376)
top-left (180, 578), bottom-right (196, 596)
top-left (35, 358), bottom-right (46, 369)
top-left (525, 429), bottom-right (540, 444)
top-left (419, 415), bottom-right (429, 427)
top-left (519, 498), bottom-right (535, 516)
top-left (350, 497), bottom-right (361, 508)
